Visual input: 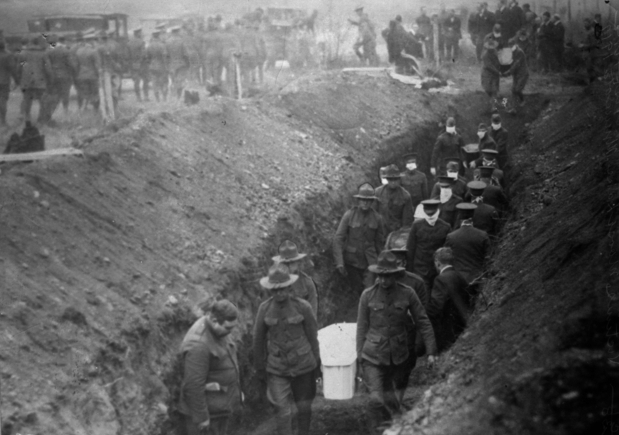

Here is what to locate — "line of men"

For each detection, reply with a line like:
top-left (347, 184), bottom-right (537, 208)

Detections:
top-left (174, 114), bottom-right (511, 435)
top-left (333, 115), bottom-right (509, 432)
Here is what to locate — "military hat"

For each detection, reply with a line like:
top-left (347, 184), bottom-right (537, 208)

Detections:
top-left (404, 153), bottom-right (418, 163)
top-left (446, 117), bottom-right (456, 127)
top-left (481, 148), bottom-right (499, 156)
top-left (438, 175), bottom-right (456, 186)
top-left (259, 264), bottom-right (298, 289)
top-left (421, 199), bottom-right (441, 211)
top-left (467, 181), bottom-right (487, 193)
top-left (368, 251), bottom-right (405, 275)
top-left (354, 182), bottom-right (377, 200)
top-left (383, 164), bottom-right (402, 179)
top-left (355, 5), bottom-right (364, 11)
top-left (456, 202), bottom-right (477, 219)
top-left (479, 166), bottom-right (496, 178)
top-left (272, 240), bottom-right (307, 263)
top-left (491, 113), bottom-right (501, 123)
top-left (386, 228), bottom-right (409, 252)
top-left (444, 156), bottom-right (460, 166)
top-left (478, 123), bottom-right (488, 131)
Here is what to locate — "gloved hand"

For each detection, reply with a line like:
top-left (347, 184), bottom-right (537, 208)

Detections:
top-left (336, 265), bottom-right (348, 276)
top-left (470, 161), bottom-right (477, 169)
top-left (430, 167), bottom-right (436, 176)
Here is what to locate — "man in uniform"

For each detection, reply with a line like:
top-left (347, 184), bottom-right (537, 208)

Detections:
top-left (334, 183), bottom-right (385, 295)
top-left (253, 264), bottom-right (319, 435)
top-left (433, 176), bottom-right (463, 229)
top-left (431, 117), bottom-right (466, 177)
top-left (357, 251), bottom-right (436, 434)
top-left (272, 240), bottom-right (318, 318)
top-left (400, 153), bottom-right (428, 210)
top-left (477, 166), bottom-right (508, 204)
top-left (177, 299), bottom-right (241, 435)
top-left (75, 31), bottom-right (101, 111)
top-left (166, 26), bottom-right (190, 99)
top-left (0, 40), bottom-right (17, 126)
top-left (475, 123), bottom-right (497, 153)
top-left (349, 6), bottom-right (379, 66)
top-left (489, 113), bottom-right (509, 169)
top-left (469, 3), bottom-right (495, 63)
top-left (384, 230), bottom-right (428, 308)
top-left (472, 151), bottom-right (504, 186)
top-left (443, 9), bottom-right (462, 62)
top-left (430, 158), bottom-right (467, 199)
top-left (416, 7), bottom-right (433, 59)
top-left (427, 247), bottom-right (471, 352)
top-left (445, 203), bottom-right (490, 284)
top-left (501, 36), bottom-right (529, 112)
top-left (127, 28), bottom-right (150, 102)
top-left (481, 38), bottom-right (501, 108)
top-left (97, 31), bottom-right (123, 114)
top-left (464, 181), bottom-right (499, 236)
top-left (45, 34), bottom-right (75, 120)
top-left (147, 30), bottom-right (169, 102)
top-left (18, 36), bottom-right (53, 124)
top-left (406, 199), bottom-right (451, 290)
top-left (374, 164), bottom-right (414, 235)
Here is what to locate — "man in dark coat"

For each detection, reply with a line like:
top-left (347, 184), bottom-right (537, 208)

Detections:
top-left (489, 113), bottom-right (509, 169)
top-left (178, 300), bottom-right (241, 435)
top-left (430, 158), bottom-right (467, 200)
top-left (505, 1), bottom-right (525, 40)
top-left (357, 251), bottom-right (436, 433)
top-left (502, 37), bottom-right (529, 111)
top-left (464, 181), bottom-right (500, 236)
top-left (127, 28), bottom-right (150, 102)
top-left (400, 153), bottom-right (428, 210)
top-left (382, 18), bottom-right (422, 74)
top-left (146, 30), bottom-right (169, 102)
top-left (475, 123), bottom-right (497, 153)
top-left (416, 7), bottom-right (433, 59)
top-left (481, 38), bottom-right (501, 107)
top-left (0, 41), bottom-right (17, 126)
top-left (431, 117), bottom-right (466, 176)
top-left (468, 171), bottom-right (508, 213)
top-left (427, 247), bottom-right (471, 352)
top-left (443, 9), bottom-right (462, 61)
top-left (549, 14), bottom-right (565, 71)
top-left (475, 157), bottom-right (505, 189)
top-left (537, 12), bottom-right (553, 73)
top-left (254, 265), bottom-right (319, 435)
top-left (273, 240), bottom-right (318, 319)
top-left (445, 203), bottom-right (490, 284)
top-left (374, 164), bottom-right (414, 235)
top-left (166, 26), bottom-right (190, 99)
top-left (495, 0), bottom-right (510, 35)
top-left (45, 34), bottom-right (75, 120)
top-left (470, 2), bottom-right (495, 62)
top-left (18, 36), bottom-right (53, 123)
top-left (406, 199), bottom-right (451, 290)
top-left (433, 176), bottom-right (462, 229)
top-left (484, 23), bottom-right (508, 50)
top-left (334, 183), bottom-right (386, 295)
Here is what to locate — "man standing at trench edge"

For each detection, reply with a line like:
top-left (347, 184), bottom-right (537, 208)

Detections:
top-left (357, 251), bottom-right (437, 434)
top-left (254, 264), bottom-right (320, 435)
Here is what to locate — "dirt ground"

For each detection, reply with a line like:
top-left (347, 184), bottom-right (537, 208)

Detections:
top-left (0, 60), bottom-right (616, 435)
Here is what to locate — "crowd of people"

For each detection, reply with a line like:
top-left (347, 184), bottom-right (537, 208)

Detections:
top-left (174, 111), bottom-right (511, 435)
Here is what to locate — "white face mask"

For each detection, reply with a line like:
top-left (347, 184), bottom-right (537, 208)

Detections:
top-left (447, 171), bottom-right (458, 179)
top-left (491, 123), bottom-right (501, 130)
top-left (440, 187), bottom-right (453, 203)
top-left (477, 131), bottom-right (486, 139)
top-left (381, 178), bottom-right (388, 185)
top-left (406, 163), bottom-right (417, 170)
top-left (511, 45), bottom-right (517, 52)
top-left (494, 32), bottom-right (501, 37)
top-left (446, 126), bottom-right (456, 134)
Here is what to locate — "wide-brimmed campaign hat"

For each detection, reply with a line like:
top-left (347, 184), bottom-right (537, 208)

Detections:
top-left (386, 228), bottom-right (410, 253)
top-left (353, 182), bottom-right (377, 199)
top-left (368, 251), bottom-right (405, 275)
top-left (260, 264), bottom-right (298, 289)
top-left (382, 164), bottom-right (402, 179)
top-left (272, 240), bottom-right (307, 263)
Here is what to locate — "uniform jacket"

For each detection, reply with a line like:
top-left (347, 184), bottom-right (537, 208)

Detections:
top-left (468, 182), bottom-right (508, 212)
top-left (253, 297), bottom-right (319, 377)
top-left (431, 131), bottom-right (466, 170)
top-left (126, 37), bottom-right (147, 70)
top-left (416, 14), bottom-right (432, 38)
top-left (478, 133), bottom-right (497, 151)
top-left (406, 218), bottom-right (451, 278)
top-left (146, 40), bottom-right (169, 73)
top-left (333, 207), bottom-right (385, 270)
top-left (445, 224), bottom-right (489, 283)
top-left (427, 266), bottom-right (471, 351)
top-left (178, 317), bottom-right (241, 424)
top-left (399, 271), bottom-right (428, 308)
top-left (97, 40), bottom-right (123, 72)
top-left (166, 35), bottom-right (189, 72)
top-left (356, 281), bottom-right (437, 366)
top-left (430, 178), bottom-right (467, 200)
top-left (75, 44), bottom-right (101, 81)
top-left (437, 194), bottom-right (463, 229)
top-left (469, 201), bottom-right (499, 235)
top-left (489, 126), bottom-right (509, 158)
top-left (374, 185), bottom-right (414, 235)
top-left (481, 48), bottom-right (501, 86)
top-left (537, 21), bottom-right (553, 49)
top-left (47, 45), bottom-right (76, 81)
top-left (0, 50), bottom-right (17, 85)
top-left (550, 21), bottom-right (565, 49)
top-left (504, 46), bottom-right (529, 92)
top-left (291, 272), bottom-right (318, 318)
top-left (18, 46), bottom-right (53, 89)
top-left (401, 169), bottom-right (428, 208)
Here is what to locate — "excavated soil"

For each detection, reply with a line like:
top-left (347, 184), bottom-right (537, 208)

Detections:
top-left (0, 65), bottom-right (614, 435)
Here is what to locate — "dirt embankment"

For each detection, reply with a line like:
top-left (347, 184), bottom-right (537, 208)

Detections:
top-left (392, 81), bottom-right (619, 435)
top-left (0, 71), bottom-right (489, 435)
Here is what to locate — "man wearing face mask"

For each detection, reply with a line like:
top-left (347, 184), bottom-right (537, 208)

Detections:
top-left (333, 183), bottom-right (386, 296)
top-left (178, 299), bottom-right (241, 435)
top-left (374, 164), bottom-right (414, 235)
top-left (484, 23), bottom-right (506, 50)
top-left (471, 148), bottom-right (502, 175)
top-left (427, 247), bottom-right (471, 352)
top-left (474, 159), bottom-right (504, 189)
top-left (273, 240), bottom-right (318, 319)
top-left (430, 117), bottom-right (466, 177)
top-left (489, 113), bottom-right (509, 169)
top-left (501, 37), bottom-right (529, 112)
top-left (472, 166), bottom-right (508, 212)
top-left (406, 199), bottom-right (451, 290)
top-left (433, 176), bottom-right (463, 229)
top-left (477, 123), bottom-right (497, 153)
top-left (430, 158), bottom-right (467, 199)
top-left (357, 250), bottom-right (436, 434)
top-left (400, 154), bottom-right (428, 210)
top-left (463, 181), bottom-right (499, 236)
top-left (254, 264), bottom-right (320, 435)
